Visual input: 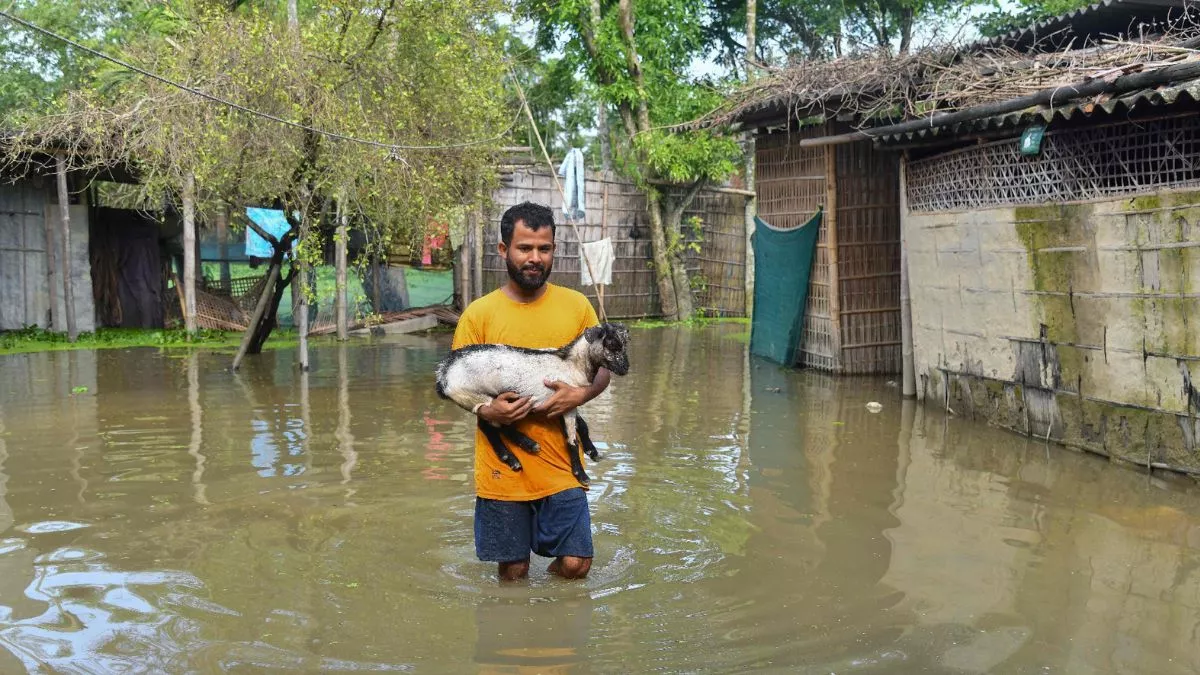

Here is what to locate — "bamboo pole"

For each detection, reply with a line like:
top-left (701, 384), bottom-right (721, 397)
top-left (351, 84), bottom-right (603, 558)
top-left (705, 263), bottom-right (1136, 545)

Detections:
top-left (335, 196), bottom-right (349, 341)
top-left (508, 67), bottom-right (607, 322)
top-left (182, 172), bottom-right (197, 334)
top-left (824, 143), bottom-right (841, 372)
top-left (899, 156), bottom-right (916, 398)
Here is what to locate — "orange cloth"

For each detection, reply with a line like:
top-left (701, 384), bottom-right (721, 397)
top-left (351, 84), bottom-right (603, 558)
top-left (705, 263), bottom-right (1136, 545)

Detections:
top-left (452, 283), bottom-right (599, 501)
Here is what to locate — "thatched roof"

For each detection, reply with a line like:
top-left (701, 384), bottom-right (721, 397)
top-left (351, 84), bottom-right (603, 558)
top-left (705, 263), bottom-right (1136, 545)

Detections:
top-left (694, 1), bottom-right (1200, 142)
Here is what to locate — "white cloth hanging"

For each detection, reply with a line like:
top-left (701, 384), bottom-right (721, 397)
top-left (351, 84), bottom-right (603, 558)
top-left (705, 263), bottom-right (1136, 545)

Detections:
top-left (579, 238), bottom-right (614, 286)
top-left (558, 147), bottom-right (586, 221)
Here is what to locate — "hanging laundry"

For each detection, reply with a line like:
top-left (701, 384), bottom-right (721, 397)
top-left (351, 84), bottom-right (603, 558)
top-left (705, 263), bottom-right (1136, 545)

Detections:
top-left (558, 147), bottom-right (586, 221)
top-left (579, 238), bottom-right (614, 286)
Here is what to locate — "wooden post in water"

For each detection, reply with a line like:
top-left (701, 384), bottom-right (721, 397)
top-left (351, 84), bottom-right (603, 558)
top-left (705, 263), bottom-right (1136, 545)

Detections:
top-left (216, 206), bottom-right (231, 291)
top-left (54, 153), bottom-right (78, 342)
top-left (182, 172), bottom-right (198, 334)
top-left (824, 143), bottom-right (841, 373)
top-left (335, 196), bottom-right (349, 341)
top-left (473, 201), bottom-right (484, 300)
top-left (899, 156), bottom-right (916, 398)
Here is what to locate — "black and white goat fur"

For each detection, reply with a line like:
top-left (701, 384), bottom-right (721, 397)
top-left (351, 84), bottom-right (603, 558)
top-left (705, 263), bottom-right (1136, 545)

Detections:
top-left (435, 323), bottom-right (630, 485)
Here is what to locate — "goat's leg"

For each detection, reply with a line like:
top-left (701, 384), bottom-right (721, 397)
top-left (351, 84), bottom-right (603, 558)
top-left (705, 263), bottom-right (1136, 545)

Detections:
top-left (498, 426), bottom-right (541, 454)
top-left (478, 419), bottom-right (522, 473)
top-left (576, 414), bottom-right (601, 462)
top-left (560, 412), bottom-right (590, 486)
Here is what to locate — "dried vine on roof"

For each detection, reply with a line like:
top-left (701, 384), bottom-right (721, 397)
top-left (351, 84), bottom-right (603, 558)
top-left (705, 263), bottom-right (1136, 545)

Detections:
top-left (700, 17), bottom-right (1200, 130)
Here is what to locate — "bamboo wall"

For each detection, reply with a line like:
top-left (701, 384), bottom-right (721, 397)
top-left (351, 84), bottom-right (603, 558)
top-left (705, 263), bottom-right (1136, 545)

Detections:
top-left (755, 123), bottom-right (902, 375)
top-left (476, 166), bottom-right (747, 319)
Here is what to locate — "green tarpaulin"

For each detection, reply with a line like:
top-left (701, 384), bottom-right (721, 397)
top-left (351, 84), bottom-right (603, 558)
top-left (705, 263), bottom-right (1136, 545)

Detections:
top-left (749, 209), bottom-right (822, 366)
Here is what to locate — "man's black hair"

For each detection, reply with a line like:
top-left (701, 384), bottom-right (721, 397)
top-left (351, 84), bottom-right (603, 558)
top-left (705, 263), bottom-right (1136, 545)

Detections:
top-left (500, 201), bottom-right (556, 246)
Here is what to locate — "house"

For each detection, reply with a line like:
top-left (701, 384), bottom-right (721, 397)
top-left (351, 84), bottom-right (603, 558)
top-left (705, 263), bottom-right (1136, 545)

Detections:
top-left (712, 0), bottom-right (1200, 472)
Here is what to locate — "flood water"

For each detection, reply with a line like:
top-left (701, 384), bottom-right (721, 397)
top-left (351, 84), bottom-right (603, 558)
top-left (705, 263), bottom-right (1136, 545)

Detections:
top-left (2, 324), bottom-right (1200, 673)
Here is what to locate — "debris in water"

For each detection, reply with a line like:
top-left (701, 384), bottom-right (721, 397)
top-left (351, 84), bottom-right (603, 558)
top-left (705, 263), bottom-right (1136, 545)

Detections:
top-left (866, 402), bottom-right (883, 413)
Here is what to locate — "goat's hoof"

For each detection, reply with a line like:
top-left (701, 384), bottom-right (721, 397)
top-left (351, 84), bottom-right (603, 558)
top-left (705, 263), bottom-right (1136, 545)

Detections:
top-left (525, 441), bottom-right (541, 454)
top-left (586, 450), bottom-right (601, 462)
top-left (573, 470), bottom-right (591, 485)
top-left (503, 457), bottom-right (523, 472)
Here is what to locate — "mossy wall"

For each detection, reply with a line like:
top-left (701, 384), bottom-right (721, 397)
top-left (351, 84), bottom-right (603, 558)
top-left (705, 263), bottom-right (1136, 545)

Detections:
top-left (907, 188), bottom-right (1200, 473)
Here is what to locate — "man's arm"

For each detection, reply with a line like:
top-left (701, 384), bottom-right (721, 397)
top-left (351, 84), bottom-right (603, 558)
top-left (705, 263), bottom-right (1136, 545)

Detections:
top-left (536, 367), bottom-right (610, 418)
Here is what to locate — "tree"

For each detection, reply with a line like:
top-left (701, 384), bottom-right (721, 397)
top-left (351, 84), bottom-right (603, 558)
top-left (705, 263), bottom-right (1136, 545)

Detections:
top-left (705, 0), bottom-right (983, 69)
top-left (4, 0), bottom-right (509, 366)
top-left (519, 0), bottom-right (741, 321)
top-left (974, 0), bottom-right (1093, 38)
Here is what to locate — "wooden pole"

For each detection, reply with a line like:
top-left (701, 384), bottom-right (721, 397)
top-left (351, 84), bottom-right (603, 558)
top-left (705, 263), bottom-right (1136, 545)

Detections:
top-left (217, 206), bottom-right (231, 290)
top-left (473, 202), bottom-right (484, 300)
top-left (825, 142), bottom-right (841, 372)
top-left (899, 156), bottom-right (916, 398)
top-left (335, 196), bottom-right (349, 341)
top-left (182, 172), bottom-right (197, 334)
top-left (54, 153), bottom-right (77, 342)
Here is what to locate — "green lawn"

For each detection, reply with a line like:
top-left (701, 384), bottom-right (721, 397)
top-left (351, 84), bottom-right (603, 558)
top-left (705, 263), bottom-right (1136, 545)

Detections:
top-left (0, 326), bottom-right (297, 356)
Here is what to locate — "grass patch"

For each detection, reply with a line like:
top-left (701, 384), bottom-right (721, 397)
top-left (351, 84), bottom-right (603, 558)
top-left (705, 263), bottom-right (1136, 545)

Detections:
top-left (0, 326), bottom-right (297, 356)
top-left (628, 316), bottom-right (749, 329)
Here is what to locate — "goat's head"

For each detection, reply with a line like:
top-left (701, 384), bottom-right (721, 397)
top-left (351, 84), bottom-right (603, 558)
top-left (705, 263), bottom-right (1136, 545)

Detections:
top-left (583, 322), bottom-right (631, 376)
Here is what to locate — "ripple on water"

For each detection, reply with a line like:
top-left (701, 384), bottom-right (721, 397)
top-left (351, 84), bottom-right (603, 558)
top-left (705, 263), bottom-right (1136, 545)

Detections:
top-left (14, 521), bottom-right (89, 535)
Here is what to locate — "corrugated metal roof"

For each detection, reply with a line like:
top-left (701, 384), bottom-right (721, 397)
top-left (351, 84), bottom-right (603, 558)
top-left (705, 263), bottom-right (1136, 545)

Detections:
top-left (875, 77), bottom-right (1200, 143)
top-left (969, 0), bottom-right (1192, 53)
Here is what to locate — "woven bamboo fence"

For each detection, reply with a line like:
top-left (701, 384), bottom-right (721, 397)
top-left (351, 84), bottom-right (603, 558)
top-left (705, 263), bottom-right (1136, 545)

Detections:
top-left (755, 123), bottom-right (902, 375)
top-left (477, 165), bottom-right (748, 319)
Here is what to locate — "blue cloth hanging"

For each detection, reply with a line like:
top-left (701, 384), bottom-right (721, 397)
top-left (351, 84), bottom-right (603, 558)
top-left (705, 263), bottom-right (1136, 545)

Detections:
top-left (558, 147), bottom-right (586, 221)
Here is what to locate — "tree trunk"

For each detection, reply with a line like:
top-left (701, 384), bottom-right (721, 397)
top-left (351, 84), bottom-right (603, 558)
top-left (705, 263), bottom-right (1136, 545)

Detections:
top-left (182, 172), bottom-right (197, 334)
top-left (644, 192), bottom-right (679, 320)
top-left (287, 0), bottom-right (299, 34)
top-left (233, 259), bottom-right (280, 370)
top-left (55, 153), bottom-right (77, 341)
top-left (231, 225), bottom-right (298, 369)
top-left (335, 197), bottom-right (349, 341)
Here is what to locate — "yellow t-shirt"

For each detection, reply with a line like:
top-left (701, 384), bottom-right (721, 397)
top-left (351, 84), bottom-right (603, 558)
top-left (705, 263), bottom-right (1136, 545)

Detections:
top-left (451, 283), bottom-right (600, 501)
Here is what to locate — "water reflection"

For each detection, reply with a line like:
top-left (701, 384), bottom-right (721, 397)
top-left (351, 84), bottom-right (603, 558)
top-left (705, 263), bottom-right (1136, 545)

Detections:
top-left (0, 328), bottom-right (1199, 671)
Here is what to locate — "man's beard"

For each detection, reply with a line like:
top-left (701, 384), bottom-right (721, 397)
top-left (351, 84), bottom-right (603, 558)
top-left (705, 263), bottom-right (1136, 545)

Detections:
top-left (506, 256), bottom-right (551, 291)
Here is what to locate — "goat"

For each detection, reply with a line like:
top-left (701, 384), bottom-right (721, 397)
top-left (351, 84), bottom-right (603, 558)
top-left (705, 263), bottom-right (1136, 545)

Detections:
top-left (435, 322), bottom-right (630, 485)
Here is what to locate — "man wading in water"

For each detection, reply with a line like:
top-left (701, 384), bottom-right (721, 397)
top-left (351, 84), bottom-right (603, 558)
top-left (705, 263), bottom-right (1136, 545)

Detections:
top-left (452, 201), bottom-right (610, 581)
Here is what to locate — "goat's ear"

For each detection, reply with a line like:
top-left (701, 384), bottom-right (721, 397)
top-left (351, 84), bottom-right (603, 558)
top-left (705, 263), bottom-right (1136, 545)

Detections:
top-left (584, 325), bottom-right (603, 342)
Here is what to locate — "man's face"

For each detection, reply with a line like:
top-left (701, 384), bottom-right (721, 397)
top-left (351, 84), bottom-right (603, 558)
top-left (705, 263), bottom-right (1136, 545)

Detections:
top-left (501, 220), bottom-right (555, 291)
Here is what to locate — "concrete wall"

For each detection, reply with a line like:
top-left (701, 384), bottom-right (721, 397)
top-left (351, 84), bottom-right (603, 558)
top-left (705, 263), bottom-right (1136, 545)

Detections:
top-left (0, 179), bottom-right (94, 333)
top-left (905, 187), bottom-right (1200, 472)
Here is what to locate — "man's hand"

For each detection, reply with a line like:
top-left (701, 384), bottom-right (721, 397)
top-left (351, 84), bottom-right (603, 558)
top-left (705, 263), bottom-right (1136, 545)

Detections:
top-left (535, 379), bottom-right (590, 418)
top-left (478, 392), bottom-right (534, 425)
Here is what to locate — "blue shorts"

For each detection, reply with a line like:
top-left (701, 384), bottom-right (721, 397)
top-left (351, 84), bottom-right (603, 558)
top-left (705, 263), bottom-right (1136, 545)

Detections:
top-left (474, 488), bottom-right (594, 562)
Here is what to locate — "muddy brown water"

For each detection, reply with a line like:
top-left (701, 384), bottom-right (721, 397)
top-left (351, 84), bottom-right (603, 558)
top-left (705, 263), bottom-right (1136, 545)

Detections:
top-left (2, 324), bottom-right (1200, 673)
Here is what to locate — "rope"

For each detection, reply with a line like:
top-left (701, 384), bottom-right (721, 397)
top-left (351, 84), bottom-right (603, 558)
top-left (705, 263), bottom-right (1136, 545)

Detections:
top-left (507, 65), bottom-right (609, 322)
top-left (0, 9), bottom-right (522, 152)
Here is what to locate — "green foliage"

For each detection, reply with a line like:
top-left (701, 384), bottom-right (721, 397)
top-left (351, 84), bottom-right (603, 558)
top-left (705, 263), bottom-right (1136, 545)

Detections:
top-left (705, 0), bottom-right (985, 65)
top-left (974, 0), bottom-right (1094, 38)
top-left (517, 0), bottom-right (740, 184)
top-left (4, 0), bottom-right (508, 269)
top-left (0, 325), bottom-right (296, 355)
